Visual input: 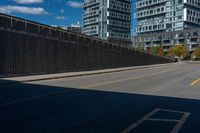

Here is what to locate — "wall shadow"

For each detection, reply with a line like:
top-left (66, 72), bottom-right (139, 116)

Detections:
top-left (0, 79), bottom-right (200, 133)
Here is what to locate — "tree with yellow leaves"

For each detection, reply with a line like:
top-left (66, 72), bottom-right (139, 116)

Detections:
top-left (194, 45), bottom-right (200, 60)
top-left (167, 45), bottom-right (189, 59)
top-left (167, 47), bottom-right (174, 57)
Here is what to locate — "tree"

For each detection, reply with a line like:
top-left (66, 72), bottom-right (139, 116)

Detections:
top-left (166, 45), bottom-right (188, 59)
top-left (151, 45), bottom-right (164, 56)
top-left (166, 45), bottom-right (189, 59)
top-left (173, 45), bottom-right (189, 59)
top-left (194, 45), bottom-right (200, 60)
top-left (146, 47), bottom-right (151, 54)
top-left (167, 47), bottom-right (174, 57)
top-left (135, 43), bottom-right (145, 52)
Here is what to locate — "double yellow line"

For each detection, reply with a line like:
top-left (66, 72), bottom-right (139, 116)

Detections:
top-left (190, 78), bottom-right (200, 86)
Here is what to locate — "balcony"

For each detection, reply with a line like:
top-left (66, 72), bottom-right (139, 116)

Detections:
top-left (162, 43), bottom-right (173, 46)
top-left (107, 20), bottom-right (131, 28)
top-left (84, 0), bottom-right (99, 8)
top-left (183, 1), bottom-right (200, 10)
top-left (136, 0), bottom-right (166, 9)
top-left (84, 20), bottom-right (99, 26)
top-left (189, 36), bottom-right (198, 39)
top-left (187, 41), bottom-right (198, 45)
top-left (84, 11), bottom-right (99, 19)
top-left (137, 9), bottom-right (165, 19)
top-left (152, 40), bottom-right (162, 44)
top-left (144, 40), bottom-right (151, 43)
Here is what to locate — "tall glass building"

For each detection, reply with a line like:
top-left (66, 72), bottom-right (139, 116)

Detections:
top-left (83, 0), bottom-right (131, 45)
top-left (136, 0), bottom-right (200, 34)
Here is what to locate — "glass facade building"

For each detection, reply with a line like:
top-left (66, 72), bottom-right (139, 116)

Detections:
top-left (83, 0), bottom-right (131, 45)
top-left (136, 0), bottom-right (200, 34)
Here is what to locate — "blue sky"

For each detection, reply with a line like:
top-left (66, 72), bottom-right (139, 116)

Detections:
top-left (0, 0), bottom-right (136, 32)
top-left (0, 0), bottom-right (84, 26)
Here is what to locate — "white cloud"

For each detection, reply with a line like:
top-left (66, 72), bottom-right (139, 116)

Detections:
top-left (0, 5), bottom-right (48, 15)
top-left (13, 0), bottom-right (44, 4)
top-left (60, 9), bottom-right (64, 13)
top-left (67, 1), bottom-right (83, 8)
top-left (56, 16), bottom-right (66, 20)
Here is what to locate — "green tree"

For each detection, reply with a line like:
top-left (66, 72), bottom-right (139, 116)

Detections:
top-left (135, 44), bottom-right (145, 52)
top-left (151, 45), bottom-right (164, 56)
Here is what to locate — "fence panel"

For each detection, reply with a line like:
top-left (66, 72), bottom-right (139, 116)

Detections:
top-left (0, 13), bottom-right (174, 77)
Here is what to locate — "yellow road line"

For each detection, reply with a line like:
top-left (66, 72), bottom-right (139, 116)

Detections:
top-left (82, 68), bottom-right (177, 88)
top-left (190, 78), bottom-right (200, 86)
top-left (0, 64), bottom-right (184, 107)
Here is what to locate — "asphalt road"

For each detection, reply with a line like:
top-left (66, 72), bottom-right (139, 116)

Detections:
top-left (1, 62), bottom-right (200, 133)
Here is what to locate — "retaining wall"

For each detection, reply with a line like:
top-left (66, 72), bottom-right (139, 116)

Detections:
top-left (0, 13), bottom-right (174, 77)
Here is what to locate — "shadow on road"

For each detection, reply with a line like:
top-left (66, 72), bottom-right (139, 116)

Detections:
top-left (0, 79), bottom-right (200, 133)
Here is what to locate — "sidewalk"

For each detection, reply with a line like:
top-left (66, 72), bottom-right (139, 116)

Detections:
top-left (0, 63), bottom-right (179, 85)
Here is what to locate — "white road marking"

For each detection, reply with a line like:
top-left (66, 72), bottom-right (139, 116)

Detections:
top-left (171, 112), bottom-right (190, 133)
top-left (121, 108), bottom-right (159, 133)
top-left (146, 118), bottom-right (180, 122)
top-left (121, 108), bottom-right (190, 133)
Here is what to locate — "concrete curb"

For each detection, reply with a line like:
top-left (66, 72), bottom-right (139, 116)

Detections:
top-left (0, 63), bottom-right (179, 86)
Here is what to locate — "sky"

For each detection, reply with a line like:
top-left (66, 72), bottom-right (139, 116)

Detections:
top-left (0, 0), bottom-right (137, 32)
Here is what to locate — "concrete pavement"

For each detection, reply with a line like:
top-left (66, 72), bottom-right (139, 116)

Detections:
top-left (0, 62), bottom-right (200, 133)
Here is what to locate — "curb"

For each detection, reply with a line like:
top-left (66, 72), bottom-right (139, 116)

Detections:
top-left (0, 63), bottom-right (178, 86)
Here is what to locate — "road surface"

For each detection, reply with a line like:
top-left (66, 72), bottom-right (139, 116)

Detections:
top-left (1, 62), bottom-right (200, 133)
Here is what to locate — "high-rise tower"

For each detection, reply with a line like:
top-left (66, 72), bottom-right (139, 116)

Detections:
top-left (83, 0), bottom-right (131, 46)
top-left (136, 0), bottom-right (200, 34)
